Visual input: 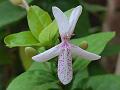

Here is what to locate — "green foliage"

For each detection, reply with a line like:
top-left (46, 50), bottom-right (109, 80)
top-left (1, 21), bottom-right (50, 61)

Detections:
top-left (69, 32), bottom-right (115, 90)
top-left (71, 70), bottom-right (89, 90)
top-left (4, 31), bottom-right (40, 48)
top-left (27, 5), bottom-right (52, 39)
top-left (0, 0), bottom-right (33, 28)
top-left (2, 1), bottom-right (119, 89)
top-left (38, 21), bottom-right (58, 46)
top-left (4, 6), bottom-right (73, 73)
top-left (4, 4), bottom-right (57, 48)
top-left (72, 32), bottom-right (115, 54)
top-left (7, 32), bottom-right (115, 90)
top-left (7, 62), bottom-right (61, 90)
top-left (86, 75), bottom-right (120, 90)
top-left (71, 32), bottom-right (115, 72)
top-left (4, 6), bottom-right (73, 48)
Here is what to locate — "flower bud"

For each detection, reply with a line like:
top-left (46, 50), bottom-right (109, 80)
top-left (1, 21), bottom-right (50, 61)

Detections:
top-left (79, 41), bottom-right (88, 50)
top-left (10, 0), bottom-right (29, 10)
top-left (25, 47), bottom-right (37, 58)
top-left (10, 0), bottom-right (23, 6)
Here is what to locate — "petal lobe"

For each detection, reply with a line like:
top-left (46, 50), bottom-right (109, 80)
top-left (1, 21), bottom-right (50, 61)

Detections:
top-left (71, 44), bottom-right (101, 60)
top-left (58, 47), bottom-right (72, 85)
top-left (32, 44), bottom-right (61, 62)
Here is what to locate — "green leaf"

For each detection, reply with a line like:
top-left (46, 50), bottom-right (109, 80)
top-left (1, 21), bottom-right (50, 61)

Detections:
top-left (71, 69), bottom-right (89, 90)
top-left (7, 61), bottom-right (60, 90)
top-left (86, 75), bottom-right (120, 90)
top-left (7, 70), bottom-right (60, 90)
top-left (28, 61), bottom-right (57, 73)
top-left (27, 5), bottom-right (52, 39)
top-left (71, 32), bottom-right (115, 72)
top-left (0, 0), bottom-right (32, 28)
top-left (4, 31), bottom-right (40, 48)
top-left (38, 20), bottom-right (58, 47)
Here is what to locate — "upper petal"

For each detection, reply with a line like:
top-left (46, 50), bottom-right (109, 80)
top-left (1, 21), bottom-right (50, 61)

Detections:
top-left (71, 44), bottom-right (101, 60)
top-left (69, 5), bottom-right (82, 35)
top-left (52, 6), bottom-right (69, 37)
top-left (32, 44), bottom-right (61, 62)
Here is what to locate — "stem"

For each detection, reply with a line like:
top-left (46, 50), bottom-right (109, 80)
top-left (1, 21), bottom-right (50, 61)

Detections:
top-left (19, 0), bottom-right (29, 11)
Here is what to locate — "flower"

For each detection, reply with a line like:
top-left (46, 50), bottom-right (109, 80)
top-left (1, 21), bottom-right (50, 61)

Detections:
top-left (32, 5), bottom-right (101, 85)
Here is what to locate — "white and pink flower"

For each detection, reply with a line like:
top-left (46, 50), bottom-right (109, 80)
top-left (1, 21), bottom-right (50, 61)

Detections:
top-left (32, 5), bottom-right (101, 85)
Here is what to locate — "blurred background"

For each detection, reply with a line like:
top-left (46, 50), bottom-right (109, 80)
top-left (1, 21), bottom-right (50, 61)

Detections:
top-left (0, 0), bottom-right (120, 89)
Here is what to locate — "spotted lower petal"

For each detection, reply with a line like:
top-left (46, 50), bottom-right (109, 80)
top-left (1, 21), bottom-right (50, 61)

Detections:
top-left (52, 6), bottom-right (69, 37)
top-left (58, 47), bottom-right (72, 85)
top-left (32, 44), bottom-right (61, 62)
top-left (69, 5), bottom-right (82, 35)
top-left (71, 44), bottom-right (101, 60)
